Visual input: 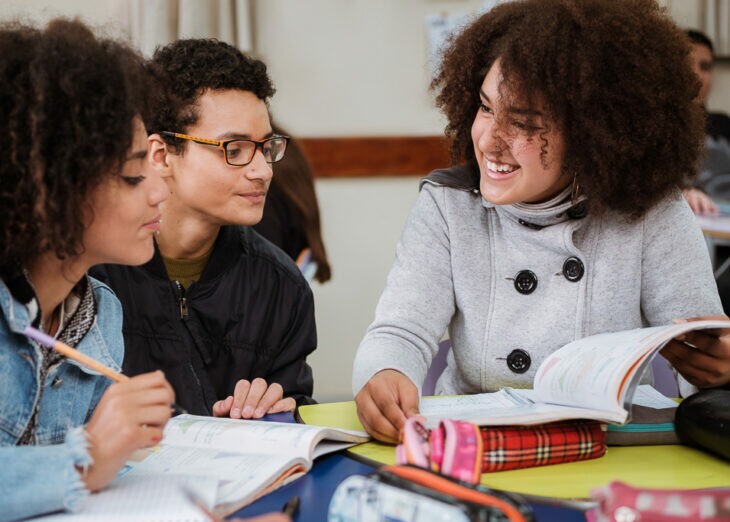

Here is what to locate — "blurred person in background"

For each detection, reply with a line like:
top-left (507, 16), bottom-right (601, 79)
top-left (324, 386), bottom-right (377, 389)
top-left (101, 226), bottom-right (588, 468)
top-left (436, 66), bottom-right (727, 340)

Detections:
top-left (254, 124), bottom-right (332, 284)
top-left (683, 29), bottom-right (730, 215)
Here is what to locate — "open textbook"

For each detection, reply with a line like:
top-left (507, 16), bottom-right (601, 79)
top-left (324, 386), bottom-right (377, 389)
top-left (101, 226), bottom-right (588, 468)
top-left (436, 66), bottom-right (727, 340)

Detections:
top-left (35, 414), bottom-right (369, 520)
top-left (420, 320), bottom-right (730, 428)
top-left (125, 414), bottom-right (369, 516)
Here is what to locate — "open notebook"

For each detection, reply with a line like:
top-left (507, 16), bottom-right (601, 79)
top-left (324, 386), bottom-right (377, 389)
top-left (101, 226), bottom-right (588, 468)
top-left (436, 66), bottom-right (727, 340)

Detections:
top-left (32, 474), bottom-right (218, 521)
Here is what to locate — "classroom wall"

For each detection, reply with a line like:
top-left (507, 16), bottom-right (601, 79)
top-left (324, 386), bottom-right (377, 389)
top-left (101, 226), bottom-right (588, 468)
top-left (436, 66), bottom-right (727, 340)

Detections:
top-left (1, 0), bottom-right (728, 402)
top-left (253, 0), bottom-right (483, 402)
top-left (0, 0), bottom-right (110, 29)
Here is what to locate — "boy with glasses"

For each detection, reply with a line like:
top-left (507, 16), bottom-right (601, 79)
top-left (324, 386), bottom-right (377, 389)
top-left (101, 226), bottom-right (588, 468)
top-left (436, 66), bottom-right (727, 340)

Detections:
top-left (92, 39), bottom-right (316, 418)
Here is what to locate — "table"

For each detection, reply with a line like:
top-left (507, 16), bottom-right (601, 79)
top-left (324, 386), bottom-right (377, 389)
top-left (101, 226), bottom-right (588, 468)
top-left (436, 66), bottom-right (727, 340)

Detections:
top-left (297, 401), bottom-right (730, 499)
top-left (697, 214), bottom-right (730, 277)
top-left (231, 412), bottom-right (589, 521)
top-left (234, 452), bottom-right (589, 521)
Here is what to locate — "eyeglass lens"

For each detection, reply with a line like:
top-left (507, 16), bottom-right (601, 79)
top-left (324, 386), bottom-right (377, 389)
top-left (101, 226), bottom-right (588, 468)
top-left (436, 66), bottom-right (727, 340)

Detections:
top-left (225, 137), bottom-right (287, 166)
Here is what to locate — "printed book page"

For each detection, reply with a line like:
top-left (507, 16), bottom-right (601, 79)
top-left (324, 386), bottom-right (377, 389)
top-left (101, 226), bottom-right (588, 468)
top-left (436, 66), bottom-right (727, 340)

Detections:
top-left (532, 320), bottom-right (730, 414)
top-left (631, 384), bottom-right (678, 409)
top-left (162, 415), bottom-right (368, 456)
top-left (419, 320), bottom-right (730, 427)
top-left (420, 385), bottom-right (677, 427)
top-left (420, 388), bottom-right (621, 427)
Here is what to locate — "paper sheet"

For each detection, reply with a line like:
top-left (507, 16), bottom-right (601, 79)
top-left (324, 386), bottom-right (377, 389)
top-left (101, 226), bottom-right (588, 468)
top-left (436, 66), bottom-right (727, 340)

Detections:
top-left (631, 384), bottom-right (678, 409)
top-left (33, 474), bottom-right (218, 521)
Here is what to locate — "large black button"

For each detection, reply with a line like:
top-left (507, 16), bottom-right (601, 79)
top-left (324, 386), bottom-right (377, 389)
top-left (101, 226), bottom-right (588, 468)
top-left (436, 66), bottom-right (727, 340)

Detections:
top-left (567, 202), bottom-right (587, 219)
top-left (507, 349), bottom-right (531, 373)
top-left (562, 257), bottom-right (585, 282)
top-left (513, 270), bottom-right (538, 294)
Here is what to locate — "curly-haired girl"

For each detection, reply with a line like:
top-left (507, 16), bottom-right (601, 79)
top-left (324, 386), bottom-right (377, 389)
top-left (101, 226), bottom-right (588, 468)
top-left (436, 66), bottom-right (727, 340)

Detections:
top-left (353, 0), bottom-right (730, 442)
top-left (0, 20), bottom-right (177, 520)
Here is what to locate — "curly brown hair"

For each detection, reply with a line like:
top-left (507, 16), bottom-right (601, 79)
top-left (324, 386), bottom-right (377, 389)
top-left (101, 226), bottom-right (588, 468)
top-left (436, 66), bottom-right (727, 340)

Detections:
top-left (148, 38), bottom-right (275, 152)
top-left (432, 0), bottom-right (704, 219)
top-left (0, 19), bottom-right (153, 270)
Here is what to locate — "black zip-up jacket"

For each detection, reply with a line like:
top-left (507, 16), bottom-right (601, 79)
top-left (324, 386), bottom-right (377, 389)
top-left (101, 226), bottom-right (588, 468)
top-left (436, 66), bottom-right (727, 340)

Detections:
top-left (91, 226), bottom-right (316, 415)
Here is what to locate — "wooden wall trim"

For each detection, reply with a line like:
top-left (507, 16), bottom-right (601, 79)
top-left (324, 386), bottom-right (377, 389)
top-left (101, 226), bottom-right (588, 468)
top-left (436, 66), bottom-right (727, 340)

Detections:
top-left (297, 136), bottom-right (452, 178)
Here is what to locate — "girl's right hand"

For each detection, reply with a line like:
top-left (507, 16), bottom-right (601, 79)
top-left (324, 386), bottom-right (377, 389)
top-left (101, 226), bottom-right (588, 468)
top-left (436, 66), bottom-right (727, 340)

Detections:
top-left (81, 370), bottom-right (175, 491)
top-left (354, 369), bottom-right (421, 444)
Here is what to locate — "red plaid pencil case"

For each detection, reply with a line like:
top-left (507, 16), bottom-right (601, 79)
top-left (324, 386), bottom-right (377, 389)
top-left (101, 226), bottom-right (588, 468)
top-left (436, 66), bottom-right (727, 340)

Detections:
top-left (480, 419), bottom-right (607, 472)
top-left (397, 418), bottom-right (606, 480)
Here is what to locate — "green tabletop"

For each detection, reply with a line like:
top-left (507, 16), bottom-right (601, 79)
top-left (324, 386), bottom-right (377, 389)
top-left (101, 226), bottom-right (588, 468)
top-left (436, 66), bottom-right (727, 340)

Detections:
top-left (299, 401), bottom-right (730, 499)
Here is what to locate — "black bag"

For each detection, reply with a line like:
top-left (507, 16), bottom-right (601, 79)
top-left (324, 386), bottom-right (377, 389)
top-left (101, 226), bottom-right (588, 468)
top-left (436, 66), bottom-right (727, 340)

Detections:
top-left (675, 389), bottom-right (730, 461)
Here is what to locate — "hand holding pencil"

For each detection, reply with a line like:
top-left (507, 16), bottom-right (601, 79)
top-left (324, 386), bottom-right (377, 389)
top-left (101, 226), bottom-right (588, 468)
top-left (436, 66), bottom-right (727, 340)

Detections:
top-left (23, 326), bottom-right (178, 492)
top-left (82, 370), bottom-right (176, 490)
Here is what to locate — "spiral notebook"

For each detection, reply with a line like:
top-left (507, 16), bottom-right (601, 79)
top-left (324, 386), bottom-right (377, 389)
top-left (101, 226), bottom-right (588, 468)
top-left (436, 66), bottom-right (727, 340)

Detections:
top-left (30, 474), bottom-right (218, 521)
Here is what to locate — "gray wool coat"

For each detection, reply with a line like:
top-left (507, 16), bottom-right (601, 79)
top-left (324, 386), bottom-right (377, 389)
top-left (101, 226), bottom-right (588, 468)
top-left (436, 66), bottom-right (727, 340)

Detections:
top-left (352, 165), bottom-right (722, 398)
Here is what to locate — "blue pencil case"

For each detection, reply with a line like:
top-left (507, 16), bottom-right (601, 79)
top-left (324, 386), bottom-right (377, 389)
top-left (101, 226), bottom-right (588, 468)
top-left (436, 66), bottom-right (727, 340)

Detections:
top-left (605, 404), bottom-right (678, 445)
top-left (328, 465), bottom-right (534, 522)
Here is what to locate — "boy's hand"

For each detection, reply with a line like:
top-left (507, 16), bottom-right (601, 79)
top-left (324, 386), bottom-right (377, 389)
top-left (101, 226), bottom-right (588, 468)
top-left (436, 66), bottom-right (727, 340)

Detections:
top-left (213, 378), bottom-right (296, 419)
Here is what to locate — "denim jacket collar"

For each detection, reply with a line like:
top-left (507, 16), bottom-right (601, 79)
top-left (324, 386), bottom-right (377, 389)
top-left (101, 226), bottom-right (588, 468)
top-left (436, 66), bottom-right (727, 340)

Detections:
top-left (0, 277), bottom-right (120, 375)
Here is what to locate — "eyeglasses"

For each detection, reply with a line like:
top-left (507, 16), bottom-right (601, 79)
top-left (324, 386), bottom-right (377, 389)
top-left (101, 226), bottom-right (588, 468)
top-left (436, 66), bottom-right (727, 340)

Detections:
top-left (160, 131), bottom-right (289, 166)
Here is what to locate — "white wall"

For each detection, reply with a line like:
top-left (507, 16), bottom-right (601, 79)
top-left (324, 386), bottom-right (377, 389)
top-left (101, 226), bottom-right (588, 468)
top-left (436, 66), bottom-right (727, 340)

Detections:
top-left (307, 177), bottom-right (419, 401)
top-left (252, 0), bottom-right (482, 401)
top-left (0, 0), bottom-right (116, 32)
top-left (1, 0), bottom-right (728, 402)
top-left (254, 0), bottom-right (478, 136)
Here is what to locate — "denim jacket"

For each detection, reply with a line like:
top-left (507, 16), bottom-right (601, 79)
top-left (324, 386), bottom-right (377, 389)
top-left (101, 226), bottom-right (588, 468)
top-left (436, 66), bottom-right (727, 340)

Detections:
top-left (0, 276), bottom-right (123, 521)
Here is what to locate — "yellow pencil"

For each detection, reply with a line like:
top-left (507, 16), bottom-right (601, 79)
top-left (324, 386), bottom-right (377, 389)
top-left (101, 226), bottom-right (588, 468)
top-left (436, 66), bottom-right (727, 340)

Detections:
top-left (25, 325), bottom-right (128, 382)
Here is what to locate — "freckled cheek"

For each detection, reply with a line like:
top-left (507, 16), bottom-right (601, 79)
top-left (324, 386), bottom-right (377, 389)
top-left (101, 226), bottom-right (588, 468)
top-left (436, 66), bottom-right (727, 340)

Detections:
top-left (510, 140), bottom-right (535, 161)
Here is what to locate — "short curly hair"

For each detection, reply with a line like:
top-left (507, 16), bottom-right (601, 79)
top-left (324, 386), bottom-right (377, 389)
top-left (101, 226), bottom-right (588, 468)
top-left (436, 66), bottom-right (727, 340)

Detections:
top-left (0, 19), bottom-right (153, 270)
top-left (148, 38), bottom-right (275, 152)
top-left (432, 0), bottom-right (704, 219)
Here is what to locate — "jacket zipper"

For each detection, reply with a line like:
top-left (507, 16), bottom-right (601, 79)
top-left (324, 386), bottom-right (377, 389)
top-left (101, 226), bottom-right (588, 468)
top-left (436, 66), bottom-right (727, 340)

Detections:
top-left (175, 281), bottom-right (189, 319)
top-left (171, 280), bottom-right (205, 411)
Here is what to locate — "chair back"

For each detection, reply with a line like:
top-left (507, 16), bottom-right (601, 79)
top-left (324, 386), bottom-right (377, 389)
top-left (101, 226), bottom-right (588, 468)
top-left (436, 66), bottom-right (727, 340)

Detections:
top-left (422, 339), bottom-right (450, 396)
